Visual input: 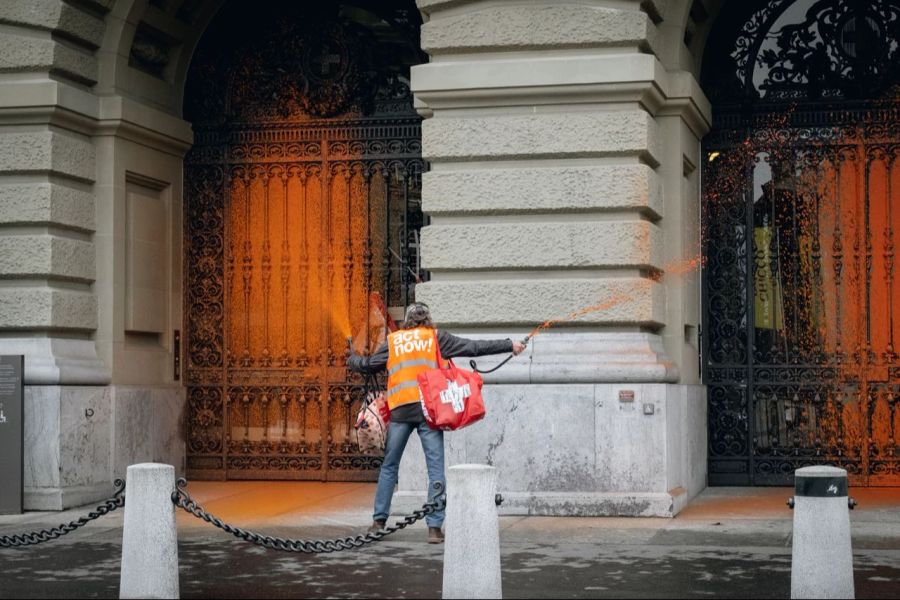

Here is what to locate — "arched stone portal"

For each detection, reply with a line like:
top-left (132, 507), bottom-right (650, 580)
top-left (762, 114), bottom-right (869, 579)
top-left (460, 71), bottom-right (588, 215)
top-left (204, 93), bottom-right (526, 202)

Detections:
top-left (701, 0), bottom-right (900, 486)
top-left (181, 2), bottom-right (426, 481)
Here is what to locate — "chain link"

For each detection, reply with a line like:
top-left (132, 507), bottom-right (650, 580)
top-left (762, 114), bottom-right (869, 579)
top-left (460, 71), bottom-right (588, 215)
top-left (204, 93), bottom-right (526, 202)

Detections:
top-left (171, 477), bottom-right (446, 553)
top-left (0, 479), bottom-right (126, 548)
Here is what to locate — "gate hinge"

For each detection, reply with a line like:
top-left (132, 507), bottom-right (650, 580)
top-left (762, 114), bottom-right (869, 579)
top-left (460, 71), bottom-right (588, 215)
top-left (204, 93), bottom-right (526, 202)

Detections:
top-left (698, 324), bottom-right (703, 380)
top-left (174, 329), bottom-right (181, 381)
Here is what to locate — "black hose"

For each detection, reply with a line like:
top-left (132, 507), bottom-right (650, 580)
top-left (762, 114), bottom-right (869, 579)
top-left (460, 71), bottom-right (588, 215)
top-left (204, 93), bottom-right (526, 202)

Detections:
top-left (469, 336), bottom-right (529, 374)
top-left (469, 354), bottom-right (514, 374)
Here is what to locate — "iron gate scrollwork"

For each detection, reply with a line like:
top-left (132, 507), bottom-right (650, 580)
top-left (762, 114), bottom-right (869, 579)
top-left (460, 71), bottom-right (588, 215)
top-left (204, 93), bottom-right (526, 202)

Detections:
top-left (702, 0), bottom-right (900, 485)
top-left (183, 2), bottom-right (426, 481)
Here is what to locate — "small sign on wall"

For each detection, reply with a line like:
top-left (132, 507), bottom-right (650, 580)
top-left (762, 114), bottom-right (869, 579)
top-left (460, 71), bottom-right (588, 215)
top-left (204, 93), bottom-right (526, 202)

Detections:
top-left (618, 390), bottom-right (635, 403)
top-left (0, 355), bottom-right (24, 514)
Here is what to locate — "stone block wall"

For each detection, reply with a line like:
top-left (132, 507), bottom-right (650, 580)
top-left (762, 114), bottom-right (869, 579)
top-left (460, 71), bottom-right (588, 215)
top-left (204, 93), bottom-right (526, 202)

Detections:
top-left (404, 0), bottom-right (711, 515)
top-left (0, 0), bottom-right (109, 384)
top-left (412, 1), bottom-right (708, 359)
top-left (0, 0), bottom-right (190, 509)
top-left (412, 10), bottom-right (675, 352)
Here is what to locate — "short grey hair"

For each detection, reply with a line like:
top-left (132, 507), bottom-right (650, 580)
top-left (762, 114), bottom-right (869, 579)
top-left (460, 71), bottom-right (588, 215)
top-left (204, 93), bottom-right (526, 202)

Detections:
top-left (403, 302), bottom-right (434, 329)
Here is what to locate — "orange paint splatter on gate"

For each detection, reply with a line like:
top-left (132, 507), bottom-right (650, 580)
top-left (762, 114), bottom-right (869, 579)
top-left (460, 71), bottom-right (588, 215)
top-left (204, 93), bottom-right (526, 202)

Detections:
top-left (700, 94), bottom-right (900, 477)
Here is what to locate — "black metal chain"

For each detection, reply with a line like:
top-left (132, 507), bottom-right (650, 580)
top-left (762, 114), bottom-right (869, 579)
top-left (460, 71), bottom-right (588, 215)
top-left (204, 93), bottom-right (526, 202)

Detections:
top-left (0, 479), bottom-right (126, 548)
top-left (171, 478), bottom-right (446, 553)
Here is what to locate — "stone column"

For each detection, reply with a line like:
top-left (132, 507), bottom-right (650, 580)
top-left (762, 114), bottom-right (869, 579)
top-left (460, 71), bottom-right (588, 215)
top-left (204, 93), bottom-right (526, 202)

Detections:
top-left (397, 0), bottom-right (711, 516)
top-left (0, 0), bottom-right (115, 510)
top-left (0, 0), bottom-right (192, 509)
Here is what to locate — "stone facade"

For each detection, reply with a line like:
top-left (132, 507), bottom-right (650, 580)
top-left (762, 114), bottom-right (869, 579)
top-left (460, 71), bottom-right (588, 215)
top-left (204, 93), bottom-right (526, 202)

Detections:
top-left (0, 0), bottom-right (192, 508)
top-left (398, 0), bottom-right (712, 516)
top-left (0, 0), bottom-right (721, 514)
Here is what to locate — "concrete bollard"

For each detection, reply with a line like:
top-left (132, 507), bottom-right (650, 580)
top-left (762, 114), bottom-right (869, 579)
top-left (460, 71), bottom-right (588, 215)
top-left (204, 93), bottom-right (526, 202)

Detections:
top-left (790, 466), bottom-right (855, 599)
top-left (120, 463), bottom-right (179, 599)
top-left (442, 464), bottom-right (502, 599)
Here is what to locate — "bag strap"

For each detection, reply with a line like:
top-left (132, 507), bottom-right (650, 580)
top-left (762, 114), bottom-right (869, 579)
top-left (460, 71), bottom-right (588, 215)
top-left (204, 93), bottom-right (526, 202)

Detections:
top-left (433, 329), bottom-right (458, 376)
top-left (362, 372), bottom-right (381, 405)
top-left (434, 329), bottom-right (443, 364)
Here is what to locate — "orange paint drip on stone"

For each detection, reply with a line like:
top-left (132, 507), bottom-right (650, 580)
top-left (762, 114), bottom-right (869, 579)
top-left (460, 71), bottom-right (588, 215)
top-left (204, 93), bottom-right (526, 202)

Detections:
top-left (527, 255), bottom-right (705, 339)
top-left (528, 294), bottom-right (633, 339)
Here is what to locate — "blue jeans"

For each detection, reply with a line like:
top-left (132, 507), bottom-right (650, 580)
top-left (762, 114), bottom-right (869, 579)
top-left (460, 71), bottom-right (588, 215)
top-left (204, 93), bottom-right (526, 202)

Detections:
top-left (373, 420), bottom-right (445, 528)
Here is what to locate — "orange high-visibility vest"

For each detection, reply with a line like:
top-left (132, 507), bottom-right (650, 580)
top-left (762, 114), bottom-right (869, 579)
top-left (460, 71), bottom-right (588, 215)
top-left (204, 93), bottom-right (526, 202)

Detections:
top-left (386, 327), bottom-right (440, 410)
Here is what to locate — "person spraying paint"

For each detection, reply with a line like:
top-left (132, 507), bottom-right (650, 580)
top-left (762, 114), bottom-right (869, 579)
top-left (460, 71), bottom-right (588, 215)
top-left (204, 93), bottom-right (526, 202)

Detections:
top-left (346, 302), bottom-right (526, 543)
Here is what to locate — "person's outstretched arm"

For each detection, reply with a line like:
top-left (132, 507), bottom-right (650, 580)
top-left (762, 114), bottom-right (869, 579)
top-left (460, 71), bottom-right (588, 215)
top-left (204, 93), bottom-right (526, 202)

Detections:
top-left (347, 342), bottom-right (389, 374)
top-left (437, 330), bottom-right (522, 359)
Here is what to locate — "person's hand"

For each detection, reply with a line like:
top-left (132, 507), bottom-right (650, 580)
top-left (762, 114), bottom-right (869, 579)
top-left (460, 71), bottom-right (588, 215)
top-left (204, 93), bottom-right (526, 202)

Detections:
top-left (512, 341), bottom-right (526, 356)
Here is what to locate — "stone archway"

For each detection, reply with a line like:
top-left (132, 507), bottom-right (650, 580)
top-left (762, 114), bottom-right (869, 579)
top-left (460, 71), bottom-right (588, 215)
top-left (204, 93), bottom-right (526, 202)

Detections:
top-left (181, 1), bottom-right (426, 481)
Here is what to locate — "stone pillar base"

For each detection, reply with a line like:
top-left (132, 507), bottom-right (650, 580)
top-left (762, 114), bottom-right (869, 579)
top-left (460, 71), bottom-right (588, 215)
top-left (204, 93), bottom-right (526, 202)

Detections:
top-left (396, 382), bottom-right (706, 517)
top-left (23, 384), bottom-right (185, 510)
top-left (393, 489), bottom-right (688, 518)
top-left (24, 483), bottom-right (116, 512)
top-left (0, 338), bottom-right (110, 385)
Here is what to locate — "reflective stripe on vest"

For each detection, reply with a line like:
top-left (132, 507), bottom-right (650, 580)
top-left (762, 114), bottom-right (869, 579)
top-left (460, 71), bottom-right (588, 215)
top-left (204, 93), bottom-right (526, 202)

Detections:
top-left (386, 327), bottom-right (439, 410)
top-left (386, 379), bottom-right (421, 398)
top-left (387, 358), bottom-right (438, 377)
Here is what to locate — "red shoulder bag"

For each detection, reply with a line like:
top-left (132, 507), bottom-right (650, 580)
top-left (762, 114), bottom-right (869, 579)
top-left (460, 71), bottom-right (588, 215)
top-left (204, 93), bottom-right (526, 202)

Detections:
top-left (417, 341), bottom-right (486, 431)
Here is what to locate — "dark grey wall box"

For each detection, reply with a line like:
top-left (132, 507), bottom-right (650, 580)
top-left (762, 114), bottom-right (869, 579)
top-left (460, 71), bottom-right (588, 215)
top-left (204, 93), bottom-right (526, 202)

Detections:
top-left (0, 355), bottom-right (24, 514)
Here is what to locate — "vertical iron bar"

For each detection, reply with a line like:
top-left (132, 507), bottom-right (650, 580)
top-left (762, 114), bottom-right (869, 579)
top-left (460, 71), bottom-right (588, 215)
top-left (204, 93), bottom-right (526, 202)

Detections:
top-left (173, 329), bottom-right (181, 381)
top-left (321, 139), bottom-right (331, 482)
top-left (791, 158), bottom-right (800, 366)
top-left (345, 165), bottom-right (353, 346)
top-left (281, 171), bottom-right (289, 366)
top-left (262, 171), bottom-right (271, 364)
top-left (835, 155), bottom-right (844, 364)
top-left (301, 169), bottom-right (309, 361)
top-left (887, 151), bottom-right (895, 360)
top-left (222, 163), bottom-right (233, 477)
top-left (861, 145), bottom-right (872, 484)
top-left (403, 166), bottom-right (410, 307)
top-left (242, 168), bottom-right (253, 367)
top-left (813, 174), bottom-right (824, 362)
top-left (364, 164), bottom-right (373, 353)
top-left (384, 167), bottom-right (392, 311)
top-left (747, 147), bottom-right (758, 484)
top-left (865, 149), bottom-right (873, 363)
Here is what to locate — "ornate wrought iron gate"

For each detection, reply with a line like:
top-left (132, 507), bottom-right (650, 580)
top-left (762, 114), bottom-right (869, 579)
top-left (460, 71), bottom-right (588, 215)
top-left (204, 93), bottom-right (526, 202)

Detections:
top-left (182, 2), bottom-right (425, 480)
top-left (702, 0), bottom-right (900, 485)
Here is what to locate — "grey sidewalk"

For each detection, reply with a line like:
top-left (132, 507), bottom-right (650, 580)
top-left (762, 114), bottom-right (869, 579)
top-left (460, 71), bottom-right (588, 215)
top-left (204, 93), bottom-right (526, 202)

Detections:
top-left (2, 483), bottom-right (899, 599)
